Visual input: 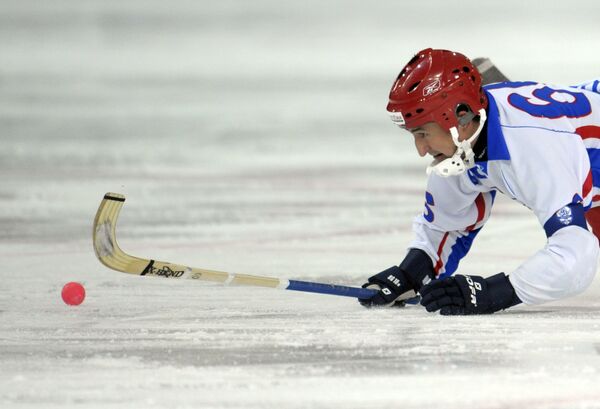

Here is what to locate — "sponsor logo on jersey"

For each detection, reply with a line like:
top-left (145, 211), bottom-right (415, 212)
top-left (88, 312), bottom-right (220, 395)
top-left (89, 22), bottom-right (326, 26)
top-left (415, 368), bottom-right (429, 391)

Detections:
top-left (467, 163), bottom-right (488, 185)
top-left (423, 79), bottom-right (441, 96)
top-left (556, 206), bottom-right (573, 225)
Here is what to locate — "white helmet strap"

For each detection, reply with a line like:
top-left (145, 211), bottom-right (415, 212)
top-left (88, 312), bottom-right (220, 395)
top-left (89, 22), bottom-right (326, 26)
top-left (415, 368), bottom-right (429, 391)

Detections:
top-left (426, 108), bottom-right (487, 177)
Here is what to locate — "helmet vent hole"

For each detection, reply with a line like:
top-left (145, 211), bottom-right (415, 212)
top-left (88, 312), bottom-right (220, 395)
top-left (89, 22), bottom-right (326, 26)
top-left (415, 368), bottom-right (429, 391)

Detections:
top-left (405, 113), bottom-right (412, 118)
top-left (416, 108), bottom-right (424, 114)
top-left (452, 68), bottom-right (460, 74)
top-left (463, 66), bottom-right (471, 73)
top-left (408, 81), bottom-right (421, 93)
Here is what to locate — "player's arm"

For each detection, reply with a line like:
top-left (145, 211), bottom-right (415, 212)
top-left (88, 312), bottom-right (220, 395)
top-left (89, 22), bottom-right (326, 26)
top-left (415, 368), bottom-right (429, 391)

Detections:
top-left (508, 208), bottom-right (598, 304)
top-left (499, 128), bottom-right (599, 305)
top-left (421, 127), bottom-right (600, 314)
top-left (359, 175), bottom-right (495, 308)
top-left (420, 201), bottom-right (597, 314)
top-left (409, 187), bottom-right (522, 314)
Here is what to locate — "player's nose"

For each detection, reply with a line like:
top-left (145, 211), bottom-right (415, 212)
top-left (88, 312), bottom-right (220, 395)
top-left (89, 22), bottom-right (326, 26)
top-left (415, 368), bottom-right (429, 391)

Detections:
top-left (414, 138), bottom-right (429, 157)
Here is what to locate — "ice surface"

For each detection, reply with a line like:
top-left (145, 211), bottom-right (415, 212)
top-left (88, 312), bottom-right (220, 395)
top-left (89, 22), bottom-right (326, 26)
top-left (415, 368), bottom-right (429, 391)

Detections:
top-left (1, 1), bottom-right (600, 408)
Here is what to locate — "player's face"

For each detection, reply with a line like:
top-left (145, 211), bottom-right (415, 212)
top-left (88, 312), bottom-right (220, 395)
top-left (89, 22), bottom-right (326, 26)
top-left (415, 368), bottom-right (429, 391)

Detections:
top-left (409, 122), bottom-right (457, 160)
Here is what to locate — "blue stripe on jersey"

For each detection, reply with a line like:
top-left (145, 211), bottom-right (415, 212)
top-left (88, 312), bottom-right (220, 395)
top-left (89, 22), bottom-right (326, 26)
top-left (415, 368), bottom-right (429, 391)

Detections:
top-left (490, 189), bottom-right (497, 203)
top-left (572, 193), bottom-right (591, 212)
top-left (483, 81), bottom-right (537, 91)
top-left (438, 228), bottom-right (482, 279)
top-left (498, 125), bottom-right (576, 134)
top-left (587, 148), bottom-right (600, 169)
top-left (484, 91), bottom-right (511, 161)
top-left (592, 167), bottom-right (600, 188)
top-left (543, 203), bottom-right (587, 237)
top-left (572, 79), bottom-right (600, 93)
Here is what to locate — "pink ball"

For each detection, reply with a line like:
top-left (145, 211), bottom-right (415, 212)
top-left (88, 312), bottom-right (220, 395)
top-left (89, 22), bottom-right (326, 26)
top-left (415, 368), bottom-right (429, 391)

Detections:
top-left (61, 282), bottom-right (86, 306)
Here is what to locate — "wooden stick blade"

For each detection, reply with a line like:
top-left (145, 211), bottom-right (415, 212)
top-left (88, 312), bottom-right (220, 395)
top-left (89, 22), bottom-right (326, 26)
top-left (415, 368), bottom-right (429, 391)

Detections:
top-left (91, 192), bottom-right (378, 299)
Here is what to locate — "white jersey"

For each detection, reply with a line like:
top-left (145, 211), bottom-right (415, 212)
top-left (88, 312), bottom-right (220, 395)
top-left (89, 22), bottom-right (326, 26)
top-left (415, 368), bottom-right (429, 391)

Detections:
top-left (410, 80), bottom-right (600, 305)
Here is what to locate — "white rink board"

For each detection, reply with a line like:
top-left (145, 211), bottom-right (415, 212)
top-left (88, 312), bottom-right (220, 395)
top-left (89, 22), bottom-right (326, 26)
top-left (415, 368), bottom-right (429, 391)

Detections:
top-left (1, 1), bottom-right (600, 408)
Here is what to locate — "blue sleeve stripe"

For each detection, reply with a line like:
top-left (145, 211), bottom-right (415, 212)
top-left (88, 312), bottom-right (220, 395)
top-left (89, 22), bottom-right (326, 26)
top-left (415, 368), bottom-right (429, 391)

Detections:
top-left (587, 148), bottom-right (600, 169)
top-left (592, 167), bottom-right (600, 186)
top-left (543, 203), bottom-right (588, 238)
top-left (483, 81), bottom-right (537, 91)
top-left (438, 228), bottom-right (482, 279)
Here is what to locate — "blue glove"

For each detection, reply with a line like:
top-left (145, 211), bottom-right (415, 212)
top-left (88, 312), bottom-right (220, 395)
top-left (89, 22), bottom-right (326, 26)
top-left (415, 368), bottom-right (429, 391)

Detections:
top-left (419, 273), bottom-right (521, 315)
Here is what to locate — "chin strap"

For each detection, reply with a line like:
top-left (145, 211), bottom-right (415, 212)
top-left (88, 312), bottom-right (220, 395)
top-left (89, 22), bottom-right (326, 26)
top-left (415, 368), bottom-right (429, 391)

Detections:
top-left (426, 108), bottom-right (487, 177)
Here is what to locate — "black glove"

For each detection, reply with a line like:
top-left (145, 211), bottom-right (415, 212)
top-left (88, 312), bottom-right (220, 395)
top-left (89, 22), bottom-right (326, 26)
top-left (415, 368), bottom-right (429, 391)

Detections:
top-left (359, 248), bottom-right (435, 308)
top-left (358, 265), bottom-right (415, 307)
top-left (419, 273), bottom-right (521, 315)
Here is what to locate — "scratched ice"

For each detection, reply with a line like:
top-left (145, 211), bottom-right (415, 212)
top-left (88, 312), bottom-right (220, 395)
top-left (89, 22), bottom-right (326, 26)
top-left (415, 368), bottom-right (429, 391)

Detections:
top-left (1, 1), bottom-right (600, 408)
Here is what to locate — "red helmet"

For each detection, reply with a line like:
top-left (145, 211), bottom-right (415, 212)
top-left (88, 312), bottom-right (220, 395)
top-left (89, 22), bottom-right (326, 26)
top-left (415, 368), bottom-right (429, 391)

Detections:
top-left (386, 48), bottom-right (487, 131)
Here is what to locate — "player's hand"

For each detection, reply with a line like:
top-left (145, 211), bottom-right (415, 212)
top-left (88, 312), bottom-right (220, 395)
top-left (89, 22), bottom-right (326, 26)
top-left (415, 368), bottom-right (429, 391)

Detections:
top-left (419, 273), bottom-right (520, 315)
top-left (358, 266), bottom-right (417, 308)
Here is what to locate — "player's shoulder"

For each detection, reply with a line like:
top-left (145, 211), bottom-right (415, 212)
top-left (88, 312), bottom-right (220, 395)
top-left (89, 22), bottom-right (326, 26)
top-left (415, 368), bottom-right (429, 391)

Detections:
top-left (482, 80), bottom-right (600, 160)
top-left (483, 80), bottom-right (540, 92)
top-left (484, 80), bottom-right (600, 130)
top-left (483, 80), bottom-right (600, 106)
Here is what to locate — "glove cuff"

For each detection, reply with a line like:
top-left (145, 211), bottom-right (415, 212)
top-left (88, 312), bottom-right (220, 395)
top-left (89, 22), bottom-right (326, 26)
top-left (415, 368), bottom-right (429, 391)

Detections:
top-left (363, 266), bottom-right (415, 306)
top-left (486, 273), bottom-right (522, 313)
top-left (399, 248), bottom-right (435, 291)
top-left (372, 265), bottom-right (412, 292)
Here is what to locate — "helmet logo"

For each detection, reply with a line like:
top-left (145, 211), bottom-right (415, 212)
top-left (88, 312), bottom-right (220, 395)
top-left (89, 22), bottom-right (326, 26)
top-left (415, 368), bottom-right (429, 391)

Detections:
top-left (388, 111), bottom-right (405, 127)
top-left (423, 79), bottom-right (441, 96)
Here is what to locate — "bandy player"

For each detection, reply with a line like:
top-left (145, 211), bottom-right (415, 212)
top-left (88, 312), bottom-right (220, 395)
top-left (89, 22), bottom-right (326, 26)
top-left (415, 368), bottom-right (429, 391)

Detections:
top-left (359, 48), bottom-right (600, 315)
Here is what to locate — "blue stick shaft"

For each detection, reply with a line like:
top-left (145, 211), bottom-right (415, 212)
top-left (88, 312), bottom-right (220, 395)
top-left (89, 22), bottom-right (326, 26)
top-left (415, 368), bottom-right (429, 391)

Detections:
top-left (285, 279), bottom-right (421, 305)
top-left (286, 280), bottom-right (377, 298)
